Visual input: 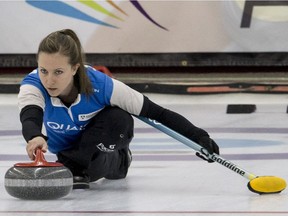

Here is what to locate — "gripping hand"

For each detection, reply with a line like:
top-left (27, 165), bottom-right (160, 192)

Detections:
top-left (196, 136), bottom-right (219, 163)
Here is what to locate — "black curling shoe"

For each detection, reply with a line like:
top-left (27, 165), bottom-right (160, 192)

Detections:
top-left (73, 175), bottom-right (90, 189)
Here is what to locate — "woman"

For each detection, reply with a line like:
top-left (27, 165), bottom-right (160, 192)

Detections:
top-left (18, 29), bottom-right (219, 189)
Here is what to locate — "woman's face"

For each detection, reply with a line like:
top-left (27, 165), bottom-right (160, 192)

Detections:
top-left (38, 52), bottom-right (79, 97)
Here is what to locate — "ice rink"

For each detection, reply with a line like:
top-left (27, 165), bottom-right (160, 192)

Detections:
top-left (0, 93), bottom-right (288, 216)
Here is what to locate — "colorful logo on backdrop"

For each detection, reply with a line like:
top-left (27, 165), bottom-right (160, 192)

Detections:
top-left (25, 0), bottom-right (168, 30)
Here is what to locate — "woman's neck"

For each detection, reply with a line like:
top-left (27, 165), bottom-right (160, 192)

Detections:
top-left (58, 84), bottom-right (79, 107)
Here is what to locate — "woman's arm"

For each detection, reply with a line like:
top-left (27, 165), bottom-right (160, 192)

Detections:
top-left (139, 96), bottom-right (219, 160)
top-left (18, 84), bottom-right (48, 159)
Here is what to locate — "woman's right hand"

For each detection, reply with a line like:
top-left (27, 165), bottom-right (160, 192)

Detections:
top-left (26, 136), bottom-right (48, 160)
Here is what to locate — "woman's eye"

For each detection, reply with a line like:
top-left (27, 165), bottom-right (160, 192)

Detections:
top-left (40, 69), bottom-right (47, 74)
top-left (55, 70), bottom-right (63, 75)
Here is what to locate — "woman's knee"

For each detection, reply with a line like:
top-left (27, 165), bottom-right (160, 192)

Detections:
top-left (82, 107), bottom-right (134, 152)
top-left (102, 106), bottom-right (133, 130)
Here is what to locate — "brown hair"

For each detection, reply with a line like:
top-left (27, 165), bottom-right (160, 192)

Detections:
top-left (37, 29), bottom-right (93, 95)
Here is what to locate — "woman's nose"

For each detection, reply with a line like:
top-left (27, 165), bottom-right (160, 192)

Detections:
top-left (46, 73), bottom-right (55, 85)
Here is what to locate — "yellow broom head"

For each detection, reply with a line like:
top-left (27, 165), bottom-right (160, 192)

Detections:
top-left (248, 176), bottom-right (287, 194)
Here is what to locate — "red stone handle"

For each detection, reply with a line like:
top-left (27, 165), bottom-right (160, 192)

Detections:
top-left (14, 149), bottom-right (63, 167)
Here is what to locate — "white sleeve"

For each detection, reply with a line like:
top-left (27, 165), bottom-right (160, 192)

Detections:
top-left (110, 79), bottom-right (144, 115)
top-left (18, 84), bottom-right (45, 111)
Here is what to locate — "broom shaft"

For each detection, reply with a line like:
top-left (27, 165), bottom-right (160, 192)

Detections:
top-left (136, 116), bottom-right (257, 181)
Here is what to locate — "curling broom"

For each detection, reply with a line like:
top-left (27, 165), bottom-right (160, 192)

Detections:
top-left (136, 116), bottom-right (286, 195)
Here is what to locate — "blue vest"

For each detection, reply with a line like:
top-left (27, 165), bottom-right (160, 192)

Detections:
top-left (21, 66), bottom-right (113, 153)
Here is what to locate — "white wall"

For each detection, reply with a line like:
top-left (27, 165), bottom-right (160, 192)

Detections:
top-left (1, 0), bottom-right (288, 53)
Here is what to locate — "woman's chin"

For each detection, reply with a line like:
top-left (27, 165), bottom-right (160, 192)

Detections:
top-left (47, 89), bottom-right (59, 97)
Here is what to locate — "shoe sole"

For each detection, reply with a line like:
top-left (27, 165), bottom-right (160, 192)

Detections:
top-left (73, 182), bottom-right (90, 189)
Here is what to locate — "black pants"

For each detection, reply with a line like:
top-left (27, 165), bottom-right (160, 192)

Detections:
top-left (57, 107), bottom-right (134, 182)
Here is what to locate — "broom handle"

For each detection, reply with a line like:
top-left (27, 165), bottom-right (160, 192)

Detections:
top-left (136, 116), bottom-right (257, 181)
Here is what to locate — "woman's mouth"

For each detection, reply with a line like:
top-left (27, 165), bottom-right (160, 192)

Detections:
top-left (47, 88), bottom-right (58, 95)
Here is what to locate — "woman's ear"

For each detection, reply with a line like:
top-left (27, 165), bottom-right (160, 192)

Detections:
top-left (72, 63), bottom-right (80, 75)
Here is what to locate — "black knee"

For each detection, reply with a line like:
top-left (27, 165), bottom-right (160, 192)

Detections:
top-left (82, 106), bottom-right (134, 153)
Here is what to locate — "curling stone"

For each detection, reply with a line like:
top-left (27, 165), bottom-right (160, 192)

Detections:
top-left (5, 149), bottom-right (73, 200)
